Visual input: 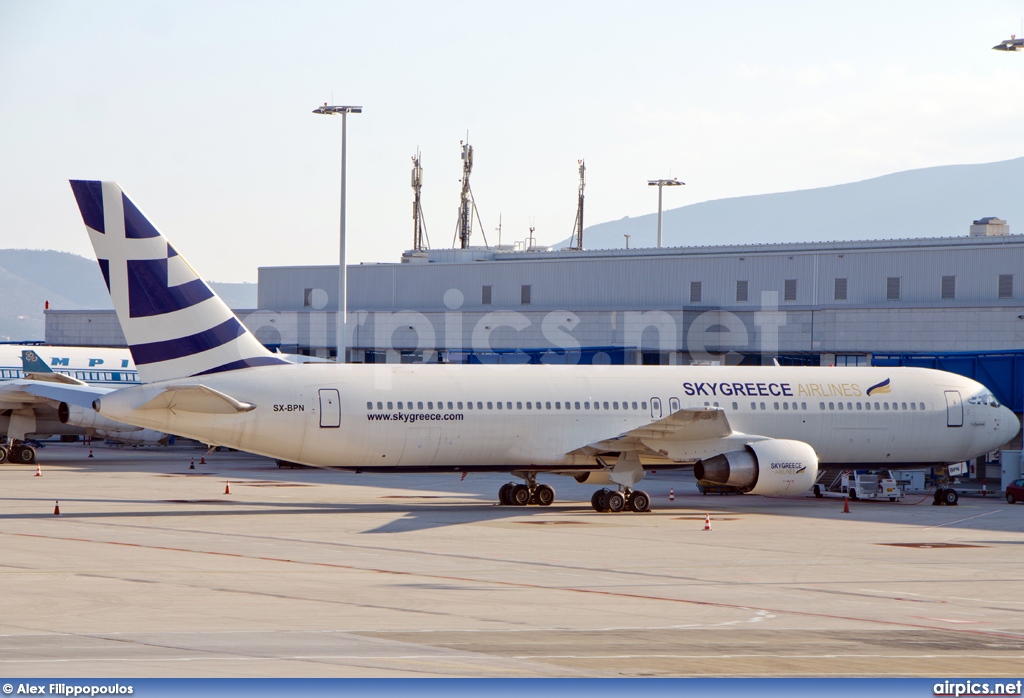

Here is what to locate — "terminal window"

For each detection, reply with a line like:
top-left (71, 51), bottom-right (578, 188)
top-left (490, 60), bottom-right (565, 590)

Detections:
top-left (690, 281), bottom-right (702, 303)
top-left (941, 275), bottom-right (956, 300)
top-left (784, 279), bottom-right (797, 302)
top-left (521, 285), bottom-right (531, 305)
top-left (999, 274), bottom-right (1013, 299)
top-left (736, 280), bottom-right (748, 302)
top-left (834, 277), bottom-right (847, 301)
top-left (482, 285), bottom-right (492, 305)
top-left (886, 277), bottom-right (901, 301)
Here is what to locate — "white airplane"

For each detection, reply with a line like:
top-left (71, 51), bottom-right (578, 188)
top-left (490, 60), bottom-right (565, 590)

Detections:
top-left (61, 180), bottom-right (1020, 511)
top-left (0, 344), bottom-right (168, 463)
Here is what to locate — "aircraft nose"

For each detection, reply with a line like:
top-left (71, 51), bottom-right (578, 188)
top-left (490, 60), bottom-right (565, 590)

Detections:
top-left (999, 406), bottom-right (1020, 443)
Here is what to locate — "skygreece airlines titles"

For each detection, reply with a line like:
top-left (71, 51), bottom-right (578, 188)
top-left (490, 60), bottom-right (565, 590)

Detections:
top-left (679, 379), bottom-right (892, 399)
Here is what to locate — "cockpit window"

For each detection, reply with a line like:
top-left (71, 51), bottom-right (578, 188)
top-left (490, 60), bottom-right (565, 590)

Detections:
top-left (968, 392), bottom-right (1001, 408)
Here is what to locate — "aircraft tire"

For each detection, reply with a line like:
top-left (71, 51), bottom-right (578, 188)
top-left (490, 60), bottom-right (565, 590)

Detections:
top-left (12, 445), bottom-right (35, 464)
top-left (813, 485), bottom-right (823, 498)
top-left (0, 445), bottom-right (8, 464)
top-left (498, 483), bottom-right (513, 505)
top-left (605, 491), bottom-right (626, 513)
top-left (943, 488), bottom-right (959, 506)
top-left (591, 489), bottom-right (607, 512)
top-left (510, 484), bottom-right (531, 506)
top-left (535, 484), bottom-right (555, 506)
top-left (630, 490), bottom-right (651, 513)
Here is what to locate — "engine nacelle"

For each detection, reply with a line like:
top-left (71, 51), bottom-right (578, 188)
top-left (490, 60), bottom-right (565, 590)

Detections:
top-left (59, 403), bottom-right (169, 445)
top-left (60, 402), bottom-right (141, 432)
top-left (693, 439), bottom-right (818, 496)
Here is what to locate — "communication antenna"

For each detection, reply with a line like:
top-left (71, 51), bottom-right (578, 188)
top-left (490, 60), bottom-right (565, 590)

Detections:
top-left (411, 149), bottom-right (429, 251)
top-left (451, 136), bottom-right (489, 249)
top-left (496, 214), bottom-right (502, 248)
top-left (569, 159), bottom-right (586, 250)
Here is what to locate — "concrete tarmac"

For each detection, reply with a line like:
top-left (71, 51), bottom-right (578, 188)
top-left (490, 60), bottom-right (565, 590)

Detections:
top-left (0, 443), bottom-right (1022, 678)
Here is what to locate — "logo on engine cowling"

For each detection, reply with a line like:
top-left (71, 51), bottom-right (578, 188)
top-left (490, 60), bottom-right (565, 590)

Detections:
top-left (771, 462), bottom-right (807, 473)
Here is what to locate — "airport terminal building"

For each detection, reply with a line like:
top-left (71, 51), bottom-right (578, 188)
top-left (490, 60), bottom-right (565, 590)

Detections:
top-left (46, 221), bottom-right (1024, 415)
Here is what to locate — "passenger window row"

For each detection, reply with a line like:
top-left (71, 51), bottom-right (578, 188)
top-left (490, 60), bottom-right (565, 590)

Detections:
top-left (818, 401), bottom-right (924, 411)
top-left (367, 400), bottom-right (651, 412)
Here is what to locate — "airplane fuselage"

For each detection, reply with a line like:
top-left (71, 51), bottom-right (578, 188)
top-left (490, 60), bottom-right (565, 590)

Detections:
top-left (97, 363), bottom-right (1018, 470)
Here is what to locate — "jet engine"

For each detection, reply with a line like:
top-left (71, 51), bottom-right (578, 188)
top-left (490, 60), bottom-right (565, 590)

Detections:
top-left (59, 402), bottom-right (141, 433)
top-left (59, 402), bottom-right (169, 445)
top-left (693, 439), bottom-right (818, 496)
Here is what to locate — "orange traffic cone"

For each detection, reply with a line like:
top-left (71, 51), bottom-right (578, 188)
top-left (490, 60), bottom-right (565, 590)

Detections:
top-left (200, 455), bottom-right (206, 465)
top-left (224, 481), bottom-right (231, 495)
top-left (703, 513), bottom-right (712, 531)
top-left (53, 500), bottom-right (61, 516)
top-left (669, 488), bottom-right (675, 501)
top-left (843, 497), bottom-right (850, 514)
top-left (88, 449), bottom-right (93, 458)
top-left (35, 464), bottom-right (41, 477)
top-left (189, 458), bottom-right (195, 470)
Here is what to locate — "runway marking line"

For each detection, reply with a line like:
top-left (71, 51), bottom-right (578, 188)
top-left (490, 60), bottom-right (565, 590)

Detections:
top-left (3, 530), bottom-right (1023, 644)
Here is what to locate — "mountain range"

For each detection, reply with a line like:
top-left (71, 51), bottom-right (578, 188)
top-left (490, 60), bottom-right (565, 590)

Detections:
top-left (555, 156), bottom-right (1024, 250)
top-left (0, 249), bottom-right (256, 342)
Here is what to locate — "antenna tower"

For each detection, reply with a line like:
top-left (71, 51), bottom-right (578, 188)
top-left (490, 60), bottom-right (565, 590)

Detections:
top-left (411, 150), bottom-right (429, 251)
top-left (570, 159), bottom-right (586, 250)
top-left (452, 138), bottom-right (489, 249)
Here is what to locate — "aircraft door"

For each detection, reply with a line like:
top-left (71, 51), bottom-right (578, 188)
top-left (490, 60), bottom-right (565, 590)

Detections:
top-left (944, 390), bottom-right (963, 428)
top-left (650, 397), bottom-right (662, 419)
top-left (319, 389), bottom-right (341, 428)
top-left (669, 397), bottom-right (681, 413)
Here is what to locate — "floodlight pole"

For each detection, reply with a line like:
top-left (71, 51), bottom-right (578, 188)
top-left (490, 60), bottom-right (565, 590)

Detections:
top-left (647, 178), bottom-right (684, 248)
top-left (313, 104), bottom-right (362, 362)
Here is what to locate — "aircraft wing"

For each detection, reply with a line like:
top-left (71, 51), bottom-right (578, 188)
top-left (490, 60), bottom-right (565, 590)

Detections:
top-left (24, 371), bottom-right (88, 386)
top-left (578, 407), bottom-right (734, 454)
top-left (15, 380), bottom-right (112, 408)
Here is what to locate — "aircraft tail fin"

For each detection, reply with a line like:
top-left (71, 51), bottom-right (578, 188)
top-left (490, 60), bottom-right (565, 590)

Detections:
top-left (68, 180), bottom-right (287, 383)
top-left (20, 349), bottom-right (54, 374)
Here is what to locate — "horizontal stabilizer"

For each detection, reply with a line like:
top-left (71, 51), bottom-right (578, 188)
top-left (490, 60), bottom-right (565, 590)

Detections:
top-left (139, 384), bottom-right (256, 414)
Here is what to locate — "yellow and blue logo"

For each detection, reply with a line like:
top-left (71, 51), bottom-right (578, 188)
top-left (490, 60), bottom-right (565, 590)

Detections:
top-left (866, 378), bottom-right (892, 396)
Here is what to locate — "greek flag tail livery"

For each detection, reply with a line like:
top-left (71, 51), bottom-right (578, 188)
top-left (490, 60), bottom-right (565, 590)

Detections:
top-left (69, 181), bottom-right (287, 383)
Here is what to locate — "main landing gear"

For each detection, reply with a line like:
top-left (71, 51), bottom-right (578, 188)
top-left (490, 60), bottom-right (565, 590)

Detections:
top-left (0, 441), bottom-right (36, 465)
top-left (498, 473), bottom-right (556, 507)
top-left (590, 487), bottom-right (651, 513)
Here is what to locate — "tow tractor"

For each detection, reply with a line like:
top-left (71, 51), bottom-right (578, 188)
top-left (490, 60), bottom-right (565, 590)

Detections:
top-left (813, 469), bottom-right (903, 501)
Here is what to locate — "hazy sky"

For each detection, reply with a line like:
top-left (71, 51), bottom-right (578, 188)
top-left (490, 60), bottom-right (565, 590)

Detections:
top-left (2, 1), bottom-right (1024, 282)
